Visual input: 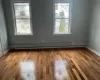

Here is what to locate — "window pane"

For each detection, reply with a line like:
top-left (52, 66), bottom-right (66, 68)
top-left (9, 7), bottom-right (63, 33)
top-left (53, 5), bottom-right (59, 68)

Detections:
top-left (14, 3), bottom-right (32, 35)
top-left (54, 19), bottom-right (69, 34)
top-left (16, 19), bottom-right (32, 35)
top-left (55, 3), bottom-right (69, 18)
top-left (14, 3), bottom-right (30, 18)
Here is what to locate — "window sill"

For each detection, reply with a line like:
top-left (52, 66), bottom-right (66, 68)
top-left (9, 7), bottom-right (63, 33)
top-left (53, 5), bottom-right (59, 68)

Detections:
top-left (53, 32), bottom-right (72, 35)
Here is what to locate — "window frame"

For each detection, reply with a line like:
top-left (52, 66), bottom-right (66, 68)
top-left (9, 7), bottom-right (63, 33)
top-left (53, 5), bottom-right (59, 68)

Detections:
top-left (53, 1), bottom-right (72, 35)
top-left (12, 0), bottom-right (33, 35)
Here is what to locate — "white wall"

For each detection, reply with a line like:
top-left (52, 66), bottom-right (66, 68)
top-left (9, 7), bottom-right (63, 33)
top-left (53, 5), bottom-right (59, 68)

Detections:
top-left (0, 1), bottom-right (8, 56)
top-left (88, 0), bottom-right (100, 54)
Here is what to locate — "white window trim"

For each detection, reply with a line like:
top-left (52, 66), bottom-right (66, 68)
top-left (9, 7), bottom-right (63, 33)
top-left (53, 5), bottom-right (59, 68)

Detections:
top-left (53, 1), bottom-right (72, 35)
top-left (12, 0), bottom-right (33, 35)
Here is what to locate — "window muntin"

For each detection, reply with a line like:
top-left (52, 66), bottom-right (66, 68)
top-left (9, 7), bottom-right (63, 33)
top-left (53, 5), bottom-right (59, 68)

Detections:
top-left (54, 3), bottom-right (70, 34)
top-left (14, 3), bottom-right (32, 35)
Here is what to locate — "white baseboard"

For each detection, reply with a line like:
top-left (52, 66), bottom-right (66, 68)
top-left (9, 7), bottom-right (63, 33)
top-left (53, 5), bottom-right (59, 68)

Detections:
top-left (0, 50), bottom-right (9, 57)
top-left (86, 47), bottom-right (100, 56)
top-left (4, 49), bottom-right (9, 55)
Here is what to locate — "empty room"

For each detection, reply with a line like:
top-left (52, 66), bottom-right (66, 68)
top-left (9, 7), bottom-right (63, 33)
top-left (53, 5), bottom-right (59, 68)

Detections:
top-left (0, 0), bottom-right (100, 80)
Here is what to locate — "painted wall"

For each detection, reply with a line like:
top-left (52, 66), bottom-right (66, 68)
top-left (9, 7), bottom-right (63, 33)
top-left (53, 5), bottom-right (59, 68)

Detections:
top-left (88, 0), bottom-right (100, 54)
top-left (3, 0), bottom-right (90, 48)
top-left (0, 1), bottom-right (8, 55)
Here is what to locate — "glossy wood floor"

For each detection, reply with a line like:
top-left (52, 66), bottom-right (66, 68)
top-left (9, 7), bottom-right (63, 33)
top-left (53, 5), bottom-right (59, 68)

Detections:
top-left (0, 48), bottom-right (100, 80)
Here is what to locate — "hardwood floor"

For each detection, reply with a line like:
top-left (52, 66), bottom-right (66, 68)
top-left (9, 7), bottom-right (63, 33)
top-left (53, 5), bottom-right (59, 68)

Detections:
top-left (0, 48), bottom-right (100, 80)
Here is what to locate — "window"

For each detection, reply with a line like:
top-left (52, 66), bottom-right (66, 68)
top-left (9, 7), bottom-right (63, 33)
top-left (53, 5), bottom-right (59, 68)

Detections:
top-left (13, 3), bottom-right (32, 35)
top-left (54, 3), bottom-right (71, 34)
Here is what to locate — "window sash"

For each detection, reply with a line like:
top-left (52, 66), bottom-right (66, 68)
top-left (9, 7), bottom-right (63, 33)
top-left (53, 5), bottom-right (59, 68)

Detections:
top-left (15, 19), bottom-right (31, 35)
top-left (54, 18), bottom-right (70, 34)
top-left (54, 3), bottom-right (71, 34)
top-left (13, 2), bottom-right (33, 35)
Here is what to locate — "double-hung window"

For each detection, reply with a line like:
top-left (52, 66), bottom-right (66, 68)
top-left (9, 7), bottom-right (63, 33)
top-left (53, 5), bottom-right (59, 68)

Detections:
top-left (54, 1), bottom-right (71, 34)
top-left (13, 1), bottom-right (32, 35)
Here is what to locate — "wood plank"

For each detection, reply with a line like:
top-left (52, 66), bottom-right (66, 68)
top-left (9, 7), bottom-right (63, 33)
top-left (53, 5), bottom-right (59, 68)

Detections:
top-left (72, 68), bottom-right (82, 80)
top-left (71, 58), bottom-right (88, 80)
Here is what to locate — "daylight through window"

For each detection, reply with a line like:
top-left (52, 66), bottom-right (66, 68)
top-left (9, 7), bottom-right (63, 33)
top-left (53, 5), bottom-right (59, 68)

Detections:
top-left (14, 3), bottom-right (32, 35)
top-left (54, 3), bottom-right (70, 34)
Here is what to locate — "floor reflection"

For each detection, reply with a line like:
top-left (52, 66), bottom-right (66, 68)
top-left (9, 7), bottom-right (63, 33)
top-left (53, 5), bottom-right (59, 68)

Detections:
top-left (19, 60), bottom-right (36, 80)
top-left (55, 60), bottom-right (69, 80)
